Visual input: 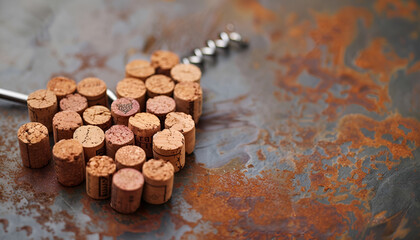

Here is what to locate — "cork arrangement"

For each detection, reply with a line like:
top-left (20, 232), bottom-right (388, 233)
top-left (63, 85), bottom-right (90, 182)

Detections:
top-left (17, 49), bottom-right (203, 214)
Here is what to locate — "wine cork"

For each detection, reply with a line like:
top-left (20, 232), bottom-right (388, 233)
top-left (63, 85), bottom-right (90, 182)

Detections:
top-left (174, 82), bottom-right (202, 124)
top-left (116, 78), bottom-right (146, 111)
top-left (105, 125), bottom-right (135, 159)
top-left (170, 64), bottom-right (202, 84)
top-left (73, 125), bottom-right (105, 162)
top-left (128, 113), bottom-right (160, 159)
top-left (59, 93), bottom-right (88, 116)
top-left (52, 139), bottom-right (85, 187)
top-left (83, 105), bottom-right (112, 131)
top-left (86, 156), bottom-right (116, 199)
top-left (146, 95), bottom-right (176, 128)
top-left (142, 159), bottom-right (174, 204)
top-left (27, 89), bottom-right (58, 132)
top-left (17, 122), bottom-right (51, 169)
top-left (47, 76), bottom-right (77, 101)
top-left (152, 129), bottom-right (185, 172)
top-left (77, 77), bottom-right (107, 107)
top-left (145, 75), bottom-right (175, 98)
top-left (165, 112), bottom-right (196, 154)
top-left (125, 60), bottom-right (155, 81)
top-left (111, 98), bottom-right (140, 126)
top-left (52, 110), bottom-right (83, 143)
top-left (150, 50), bottom-right (180, 76)
top-left (110, 168), bottom-right (144, 214)
top-left (115, 145), bottom-right (146, 171)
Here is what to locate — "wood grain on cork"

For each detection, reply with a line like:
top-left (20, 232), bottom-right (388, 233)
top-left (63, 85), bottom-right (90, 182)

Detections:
top-left (105, 125), bottom-right (135, 159)
top-left (17, 122), bottom-right (51, 168)
top-left (165, 112), bottom-right (196, 154)
top-left (52, 110), bottom-right (83, 143)
top-left (83, 105), bottom-right (112, 131)
top-left (73, 125), bottom-right (105, 162)
top-left (174, 82), bottom-right (203, 124)
top-left (145, 74), bottom-right (175, 98)
top-left (53, 139), bottom-right (85, 187)
top-left (150, 50), bottom-right (179, 76)
top-left (116, 78), bottom-right (146, 111)
top-left (115, 145), bottom-right (146, 171)
top-left (111, 168), bottom-right (144, 214)
top-left (170, 64), bottom-right (202, 84)
top-left (77, 77), bottom-right (108, 107)
top-left (152, 129), bottom-right (185, 172)
top-left (142, 159), bottom-right (174, 204)
top-left (59, 93), bottom-right (88, 116)
top-left (125, 60), bottom-right (155, 81)
top-left (128, 113), bottom-right (161, 159)
top-left (111, 98), bottom-right (140, 126)
top-left (86, 156), bottom-right (116, 199)
top-left (146, 95), bottom-right (176, 128)
top-left (27, 89), bottom-right (58, 133)
top-left (47, 76), bottom-right (77, 101)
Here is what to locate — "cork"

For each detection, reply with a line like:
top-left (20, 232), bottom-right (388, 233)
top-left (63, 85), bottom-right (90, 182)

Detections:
top-left (53, 139), bottom-right (85, 187)
top-left (115, 145), bottom-right (146, 171)
top-left (77, 77), bottom-right (108, 107)
top-left (17, 122), bottom-right (51, 169)
top-left (111, 98), bottom-right (140, 126)
top-left (27, 89), bottom-right (58, 133)
top-left (145, 74), bottom-right (175, 98)
top-left (86, 156), bottom-right (116, 200)
top-left (59, 93), bottom-right (88, 116)
top-left (174, 82), bottom-right (203, 124)
top-left (146, 95), bottom-right (176, 128)
top-left (165, 112), bottom-right (196, 154)
top-left (170, 64), bottom-right (202, 84)
top-left (125, 60), bottom-right (155, 81)
top-left (116, 78), bottom-right (146, 111)
top-left (111, 168), bottom-right (144, 214)
top-left (47, 76), bottom-right (77, 101)
top-left (128, 113), bottom-right (161, 159)
top-left (152, 129), bottom-right (185, 172)
top-left (52, 110), bottom-right (83, 143)
top-left (142, 159), bottom-right (174, 204)
top-left (83, 105), bottom-right (112, 131)
top-left (73, 125), bottom-right (105, 162)
top-left (150, 50), bottom-right (180, 76)
top-left (105, 125), bottom-right (135, 159)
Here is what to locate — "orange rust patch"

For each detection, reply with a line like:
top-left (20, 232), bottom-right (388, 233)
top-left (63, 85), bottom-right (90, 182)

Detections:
top-left (407, 61), bottom-right (420, 75)
top-left (374, 0), bottom-right (419, 21)
top-left (256, 149), bottom-right (266, 161)
top-left (235, 0), bottom-right (276, 27)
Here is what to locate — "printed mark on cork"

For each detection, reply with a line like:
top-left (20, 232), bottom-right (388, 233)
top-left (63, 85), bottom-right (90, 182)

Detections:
top-left (99, 177), bottom-right (109, 198)
top-left (117, 103), bottom-right (133, 114)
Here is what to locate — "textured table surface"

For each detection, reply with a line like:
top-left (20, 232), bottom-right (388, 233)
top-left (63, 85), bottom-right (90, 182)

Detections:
top-left (0, 0), bottom-right (419, 239)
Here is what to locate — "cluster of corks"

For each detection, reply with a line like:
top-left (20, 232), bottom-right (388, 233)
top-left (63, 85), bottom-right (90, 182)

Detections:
top-left (17, 50), bottom-right (203, 214)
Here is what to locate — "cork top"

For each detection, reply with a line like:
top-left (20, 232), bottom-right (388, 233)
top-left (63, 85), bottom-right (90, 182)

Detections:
top-left (53, 110), bottom-right (83, 130)
top-left (146, 96), bottom-right (176, 115)
top-left (125, 60), bottom-right (155, 79)
top-left (53, 139), bottom-right (83, 161)
top-left (145, 75), bottom-right (174, 95)
top-left (86, 156), bottom-right (116, 177)
top-left (128, 113), bottom-right (160, 132)
top-left (113, 168), bottom-right (144, 191)
top-left (142, 159), bottom-right (174, 182)
top-left (73, 125), bottom-right (105, 148)
top-left (116, 78), bottom-right (146, 99)
top-left (151, 50), bottom-right (179, 71)
top-left (111, 98), bottom-right (140, 116)
top-left (77, 77), bottom-right (107, 97)
top-left (83, 106), bottom-right (111, 125)
top-left (60, 93), bottom-right (88, 113)
top-left (153, 129), bottom-right (184, 150)
top-left (27, 89), bottom-right (57, 109)
top-left (115, 145), bottom-right (146, 167)
top-left (105, 125), bottom-right (134, 145)
top-left (165, 112), bottom-right (195, 133)
top-left (47, 76), bottom-right (77, 97)
top-left (174, 82), bottom-right (202, 101)
top-left (17, 122), bottom-right (49, 144)
top-left (170, 64), bottom-right (201, 83)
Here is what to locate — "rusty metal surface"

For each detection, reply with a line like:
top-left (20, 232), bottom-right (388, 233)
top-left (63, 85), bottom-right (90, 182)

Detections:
top-left (0, 0), bottom-right (420, 239)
